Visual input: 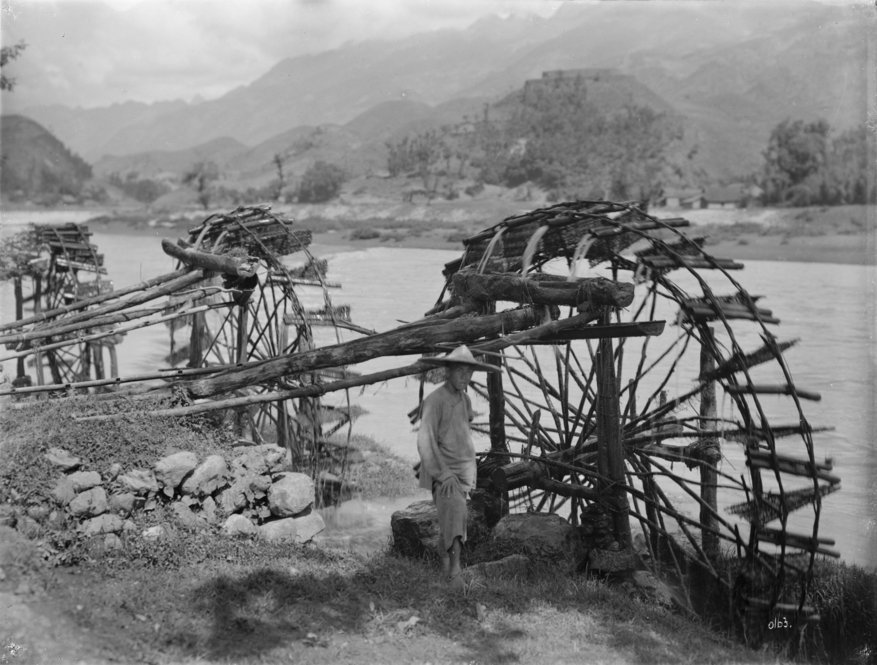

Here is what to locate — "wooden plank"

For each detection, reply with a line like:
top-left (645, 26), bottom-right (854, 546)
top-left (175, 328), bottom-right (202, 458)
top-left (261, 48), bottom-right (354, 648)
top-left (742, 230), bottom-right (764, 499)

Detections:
top-left (54, 257), bottom-right (108, 274)
top-left (639, 256), bottom-right (744, 270)
top-left (757, 527), bottom-right (840, 558)
top-left (725, 383), bottom-right (821, 401)
top-left (747, 450), bottom-right (840, 483)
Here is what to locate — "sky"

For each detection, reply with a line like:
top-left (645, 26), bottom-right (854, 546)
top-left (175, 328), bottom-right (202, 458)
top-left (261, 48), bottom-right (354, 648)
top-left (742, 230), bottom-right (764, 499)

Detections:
top-left (0, 0), bottom-right (563, 111)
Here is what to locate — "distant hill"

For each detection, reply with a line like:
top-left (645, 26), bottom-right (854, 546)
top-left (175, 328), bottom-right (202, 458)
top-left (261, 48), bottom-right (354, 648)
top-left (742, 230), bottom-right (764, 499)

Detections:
top-left (29, 1), bottom-right (872, 183)
top-left (0, 114), bottom-right (92, 203)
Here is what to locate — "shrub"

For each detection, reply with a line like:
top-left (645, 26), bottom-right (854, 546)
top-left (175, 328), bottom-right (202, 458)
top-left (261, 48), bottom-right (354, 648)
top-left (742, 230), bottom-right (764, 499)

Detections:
top-left (348, 227), bottom-right (380, 241)
top-left (297, 161), bottom-right (346, 203)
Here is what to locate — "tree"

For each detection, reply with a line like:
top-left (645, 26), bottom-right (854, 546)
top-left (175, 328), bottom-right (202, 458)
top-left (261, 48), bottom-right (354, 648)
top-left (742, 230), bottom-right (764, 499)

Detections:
top-left (0, 40), bottom-right (27, 91)
top-left (297, 161), bottom-right (345, 203)
top-left (761, 119), bottom-right (830, 205)
top-left (271, 153), bottom-right (287, 200)
top-left (182, 161), bottom-right (220, 209)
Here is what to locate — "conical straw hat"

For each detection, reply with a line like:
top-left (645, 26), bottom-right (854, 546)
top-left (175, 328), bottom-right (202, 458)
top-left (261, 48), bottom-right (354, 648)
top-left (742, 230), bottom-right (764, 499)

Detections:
top-left (420, 345), bottom-right (500, 372)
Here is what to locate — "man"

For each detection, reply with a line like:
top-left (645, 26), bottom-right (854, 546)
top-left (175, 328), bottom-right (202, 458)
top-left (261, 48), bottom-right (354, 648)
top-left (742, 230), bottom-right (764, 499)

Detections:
top-left (416, 345), bottom-right (499, 590)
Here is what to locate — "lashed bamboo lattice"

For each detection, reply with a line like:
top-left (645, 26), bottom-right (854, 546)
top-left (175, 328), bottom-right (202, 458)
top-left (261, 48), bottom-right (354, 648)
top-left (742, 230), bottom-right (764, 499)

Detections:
top-left (1, 223), bottom-right (119, 386)
top-left (432, 200), bottom-right (839, 642)
top-left (0, 207), bottom-right (366, 494)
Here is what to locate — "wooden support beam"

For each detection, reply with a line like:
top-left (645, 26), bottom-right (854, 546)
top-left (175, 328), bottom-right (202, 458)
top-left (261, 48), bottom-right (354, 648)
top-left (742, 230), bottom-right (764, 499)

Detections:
top-left (74, 308), bottom-right (606, 419)
top-left (526, 320), bottom-right (665, 343)
top-left (161, 238), bottom-right (257, 277)
top-left (698, 326), bottom-right (720, 558)
top-left (595, 319), bottom-right (632, 548)
top-left (183, 306), bottom-right (547, 398)
top-left (639, 256), bottom-right (744, 271)
top-left (452, 273), bottom-right (634, 309)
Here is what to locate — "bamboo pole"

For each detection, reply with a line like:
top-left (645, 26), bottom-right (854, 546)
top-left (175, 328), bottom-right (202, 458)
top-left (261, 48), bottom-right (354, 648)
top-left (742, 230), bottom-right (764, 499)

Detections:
top-left (699, 326), bottom-right (720, 558)
top-left (182, 306), bottom-right (550, 398)
top-left (0, 268), bottom-right (190, 332)
top-left (75, 308), bottom-right (604, 420)
top-left (0, 270), bottom-right (207, 345)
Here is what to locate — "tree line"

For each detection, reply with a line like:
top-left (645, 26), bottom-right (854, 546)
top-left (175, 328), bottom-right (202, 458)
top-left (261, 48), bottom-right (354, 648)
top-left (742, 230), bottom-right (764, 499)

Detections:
top-left (760, 119), bottom-right (875, 206)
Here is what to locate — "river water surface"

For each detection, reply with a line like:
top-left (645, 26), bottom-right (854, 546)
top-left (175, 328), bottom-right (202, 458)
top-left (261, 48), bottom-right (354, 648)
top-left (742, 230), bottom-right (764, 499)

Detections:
top-left (1, 213), bottom-right (874, 566)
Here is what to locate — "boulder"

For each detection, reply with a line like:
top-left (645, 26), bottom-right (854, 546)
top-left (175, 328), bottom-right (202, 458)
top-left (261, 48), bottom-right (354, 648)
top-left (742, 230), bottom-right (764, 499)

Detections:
top-left (292, 512), bottom-right (326, 543)
top-left (51, 477), bottom-right (77, 506)
top-left (81, 513), bottom-right (124, 536)
top-left (68, 470), bottom-right (102, 492)
top-left (391, 498), bottom-right (495, 559)
top-left (108, 492), bottom-right (136, 517)
top-left (217, 473), bottom-right (272, 513)
top-left (231, 444), bottom-right (288, 477)
top-left (222, 514), bottom-right (259, 537)
top-left (181, 454), bottom-right (229, 497)
top-left (44, 447), bottom-right (80, 471)
top-left (491, 513), bottom-right (585, 572)
top-left (259, 518), bottom-right (299, 542)
top-left (68, 487), bottom-right (108, 518)
top-left (258, 514), bottom-right (325, 543)
top-left (15, 515), bottom-right (42, 539)
top-left (201, 496), bottom-right (218, 524)
top-left (103, 533), bottom-right (123, 551)
top-left (171, 502), bottom-right (208, 531)
top-left (0, 503), bottom-right (16, 528)
top-left (142, 525), bottom-right (167, 542)
top-left (154, 451), bottom-right (199, 495)
top-left (267, 473), bottom-right (314, 517)
top-left (26, 504), bottom-right (51, 521)
top-left (106, 462), bottom-right (123, 481)
top-left (118, 469), bottom-right (159, 496)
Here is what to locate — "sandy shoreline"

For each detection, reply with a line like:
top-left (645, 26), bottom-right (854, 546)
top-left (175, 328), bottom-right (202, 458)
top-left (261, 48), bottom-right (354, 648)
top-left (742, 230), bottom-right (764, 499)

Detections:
top-left (5, 204), bottom-right (874, 266)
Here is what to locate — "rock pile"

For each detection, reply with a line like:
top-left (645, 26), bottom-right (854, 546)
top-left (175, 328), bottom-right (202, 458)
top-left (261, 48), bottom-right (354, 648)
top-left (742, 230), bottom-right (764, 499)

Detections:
top-left (4, 444), bottom-right (326, 551)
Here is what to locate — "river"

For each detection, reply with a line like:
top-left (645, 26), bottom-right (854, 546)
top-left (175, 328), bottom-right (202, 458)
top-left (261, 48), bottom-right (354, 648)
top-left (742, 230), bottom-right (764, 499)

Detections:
top-left (1, 212), bottom-right (875, 567)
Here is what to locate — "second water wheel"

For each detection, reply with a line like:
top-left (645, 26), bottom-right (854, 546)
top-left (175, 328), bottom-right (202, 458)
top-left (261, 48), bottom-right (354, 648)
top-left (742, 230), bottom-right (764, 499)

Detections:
top-left (437, 200), bottom-right (838, 642)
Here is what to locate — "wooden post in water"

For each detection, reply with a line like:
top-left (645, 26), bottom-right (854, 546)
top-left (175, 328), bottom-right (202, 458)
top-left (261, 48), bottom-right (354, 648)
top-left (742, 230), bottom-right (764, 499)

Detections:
top-left (13, 277), bottom-right (26, 380)
top-left (188, 311), bottom-right (205, 368)
top-left (33, 277), bottom-right (45, 386)
top-left (596, 310), bottom-right (632, 548)
top-left (699, 326), bottom-right (721, 558)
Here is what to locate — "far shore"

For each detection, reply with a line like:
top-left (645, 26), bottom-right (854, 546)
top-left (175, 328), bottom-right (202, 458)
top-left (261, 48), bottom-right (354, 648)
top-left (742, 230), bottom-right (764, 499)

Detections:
top-left (3, 202), bottom-right (874, 266)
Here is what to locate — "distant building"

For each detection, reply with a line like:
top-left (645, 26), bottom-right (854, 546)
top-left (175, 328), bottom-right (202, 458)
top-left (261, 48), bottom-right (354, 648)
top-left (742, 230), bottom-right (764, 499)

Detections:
top-left (660, 187), bottom-right (704, 209)
top-left (701, 183), bottom-right (763, 209)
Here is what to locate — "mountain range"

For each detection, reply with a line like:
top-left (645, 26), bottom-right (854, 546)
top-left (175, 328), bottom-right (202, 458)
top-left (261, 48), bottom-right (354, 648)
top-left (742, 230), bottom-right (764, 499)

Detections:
top-left (9, 1), bottom-right (874, 185)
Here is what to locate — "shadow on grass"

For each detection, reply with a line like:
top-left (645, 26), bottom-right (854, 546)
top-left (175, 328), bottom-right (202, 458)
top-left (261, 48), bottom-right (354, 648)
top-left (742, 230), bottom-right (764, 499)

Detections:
top-left (174, 552), bottom-right (544, 663)
top-left (168, 549), bottom-right (768, 665)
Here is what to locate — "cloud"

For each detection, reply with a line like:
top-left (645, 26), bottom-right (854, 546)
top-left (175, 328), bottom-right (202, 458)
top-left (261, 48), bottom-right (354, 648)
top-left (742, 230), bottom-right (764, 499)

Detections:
top-left (0, 0), bottom-right (560, 110)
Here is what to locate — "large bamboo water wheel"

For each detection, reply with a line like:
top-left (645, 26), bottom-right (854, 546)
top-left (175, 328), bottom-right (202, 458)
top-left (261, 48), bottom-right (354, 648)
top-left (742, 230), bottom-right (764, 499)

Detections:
top-left (1, 223), bottom-right (118, 387)
top-left (432, 200), bottom-right (838, 641)
top-left (163, 205), bottom-right (365, 462)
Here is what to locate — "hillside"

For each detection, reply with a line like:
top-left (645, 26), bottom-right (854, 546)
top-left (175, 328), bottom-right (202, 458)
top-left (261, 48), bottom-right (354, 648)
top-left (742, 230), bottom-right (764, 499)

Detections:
top-left (15, 1), bottom-right (872, 182)
top-left (0, 114), bottom-right (92, 203)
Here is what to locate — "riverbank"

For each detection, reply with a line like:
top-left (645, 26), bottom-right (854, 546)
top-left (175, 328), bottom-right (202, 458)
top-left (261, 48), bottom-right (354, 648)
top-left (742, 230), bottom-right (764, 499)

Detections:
top-left (4, 203), bottom-right (873, 266)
